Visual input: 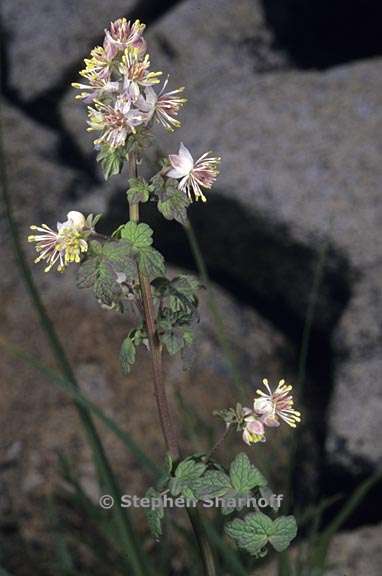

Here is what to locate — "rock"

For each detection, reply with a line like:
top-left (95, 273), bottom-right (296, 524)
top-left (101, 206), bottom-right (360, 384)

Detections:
top-left (145, 0), bottom-right (382, 471)
top-left (325, 523), bottom-right (382, 576)
top-left (253, 523), bottom-right (382, 576)
top-left (1, 0), bottom-right (137, 100)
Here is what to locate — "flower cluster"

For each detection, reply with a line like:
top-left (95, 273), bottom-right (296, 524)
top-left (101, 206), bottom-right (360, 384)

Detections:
top-left (242, 379), bottom-right (301, 446)
top-left (73, 18), bottom-right (220, 202)
top-left (28, 212), bottom-right (96, 273)
top-left (72, 18), bottom-right (186, 145)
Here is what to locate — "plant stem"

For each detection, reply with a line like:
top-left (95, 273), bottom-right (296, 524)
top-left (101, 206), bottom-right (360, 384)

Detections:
top-left (204, 425), bottom-right (232, 462)
top-left (127, 152), bottom-right (216, 576)
top-left (128, 152), bottom-right (180, 459)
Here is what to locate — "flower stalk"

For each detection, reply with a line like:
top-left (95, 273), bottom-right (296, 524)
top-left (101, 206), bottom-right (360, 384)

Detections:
top-left (128, 151), bottom-right (180, 459)
top-left (127, 151), bottom-right (216, 575)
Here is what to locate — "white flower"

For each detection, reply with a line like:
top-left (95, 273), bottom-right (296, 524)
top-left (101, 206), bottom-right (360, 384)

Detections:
top-left (28, 211), bottom-right (90, 272)
top-left (137, 78), bottom-right (186, 131)
top-left (167, 143), bottom-right (220, 202)
top-left (253, 379), bottom-right (302, 428)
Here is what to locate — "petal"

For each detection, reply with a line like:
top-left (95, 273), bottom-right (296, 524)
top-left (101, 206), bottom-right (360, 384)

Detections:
top-left (261, 414), bottom-right (280, 428)
top-left (178, 142), bottom-right (194, 171)
top-left (66, 211), bottom-right (86, 229)
top-left (246, 419), bottom-right (265, 435)
top-left (253, 398), bottom-right (272, 415)
top-left (167, 166), bottom-right (188, 179)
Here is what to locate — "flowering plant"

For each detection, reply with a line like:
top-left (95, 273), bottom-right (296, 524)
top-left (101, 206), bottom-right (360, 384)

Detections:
top-left (28, 17), bottom-right (300, 574)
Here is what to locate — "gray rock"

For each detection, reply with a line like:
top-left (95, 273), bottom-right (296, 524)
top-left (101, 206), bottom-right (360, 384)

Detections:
top-left (256, 523), bottom-right (382, 576)
top-left (146, 0), bottom-right (382, 469)
top-left (1, 0), bottom-right (137, 99)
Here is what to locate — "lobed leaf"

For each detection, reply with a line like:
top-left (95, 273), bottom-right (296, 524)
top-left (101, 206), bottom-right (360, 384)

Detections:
top-left (269, 516), bottom-right (297, 552)
top-left (225, 512), bottom-right (297, 556)
top-left (120, 221), bottom-right (153, 248)
top-left (229, 453), bottom-right (267, 493)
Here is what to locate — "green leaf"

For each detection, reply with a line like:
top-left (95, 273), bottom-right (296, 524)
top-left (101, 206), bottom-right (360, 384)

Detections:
top-left (96, 145), bottom-right (125, 180)
top-left (158, 190), bottom-right (190, 224)
top-left (192, 470), bottom-right (232, 500)
top-left (120, 221), bottom-right (153, 248)
top-left (225, 512), bottom-right (297, 557)
top-left (94, 266), bottom-right (122, 307)
top-left (169, 458), bottom-right (207, 498)
top-left (229, 453), bottom-right (267, 493)
top-left (160, 330), bottom-right (184, 356)
top-left (175, 458), bottom-right (207, 482)
top-left (144, 487), bottom-right (164, 541)
top-left (225, 512), bottom-right (272, 556)
top-left (138, 246), bottom-right (165, 279)
top-left (164, 453), bottom-right (173, 475)
top-left (119, 337), bottom-right (136, 375)
top-left (171, 275), bottom-right (200, 298)
top-left (127, 177), bottom-right (152, 205)
top-left (269, 516), bottom-right (297, 552)
top-left (78, 240), bottom-right (137, 308)
top-left (102, 241), bottom-right (137, 279)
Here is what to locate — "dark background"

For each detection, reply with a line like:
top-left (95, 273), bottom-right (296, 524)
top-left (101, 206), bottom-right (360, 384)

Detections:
top-left (1, 0), bottom-right (381, 574)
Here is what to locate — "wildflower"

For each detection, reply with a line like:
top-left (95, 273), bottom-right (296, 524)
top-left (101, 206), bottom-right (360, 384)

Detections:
top-left (167, 143), bottom-right (220, 202)
top-left (105, 18), bottom-right (146, 53)
top-left (119, 48), bottom-right (162, 102)
top-left (81, 44), bottom-right (117, 80)
top-left (242, 414), bottom-right (266, 445)
top-left (137, 78), bottom-right (186, 131)
top-left (28, 211), bottom-right (91, 272)
top-left (87, 97), bottom-right (143, 148)
top-left (72, 73), bottom-right (120, 103)
top-left (253, 379), bottom-right (301, 428)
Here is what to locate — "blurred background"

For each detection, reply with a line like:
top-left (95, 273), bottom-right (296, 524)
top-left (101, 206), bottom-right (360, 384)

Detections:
top-left (1, 0), bottom-right (381, 575)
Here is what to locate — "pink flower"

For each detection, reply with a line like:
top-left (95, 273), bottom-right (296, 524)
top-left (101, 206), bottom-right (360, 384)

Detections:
top-left (254, 379), bottom-right (301, 428)
top-left (105, 18), bottom-right (146, 54)
top-left (119, 49), bottom-right (162, 102)
top-left (72, 74), bottom-right (120, 104)
top-left (168, 143), bottom-right (220, 202)
top-left (87, 97), bottom-right (143, 148)
top-left (137, 78), bottom-right (186, 131)
top-left (242, 415), bottom-right (266, 445)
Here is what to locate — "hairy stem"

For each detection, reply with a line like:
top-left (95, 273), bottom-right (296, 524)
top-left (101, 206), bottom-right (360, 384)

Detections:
top-left (204, 425), bottom-right (232, 463)
top-left (128, 152), bottom-right (180, 459)
top-left (127, 152), bottom-right (216, 576)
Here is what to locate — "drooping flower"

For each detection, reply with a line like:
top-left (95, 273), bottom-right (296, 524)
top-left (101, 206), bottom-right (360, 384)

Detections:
top-left (28, 211), bottom-right (91, 272)
top-left (119, 48), bottom-right (162, 102)
top-left (242, 413), bottom-right (266, 445)
top-left (105, 18), bottom-right (146, 54)
top-left (137, 78), bottom-right (186, 131)
top-left (87, 96), bottom-right (143, 148)
top-left (253, 379), bottom-right (301, 428)
top-left (167, 143), bottom-right (220, 202)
